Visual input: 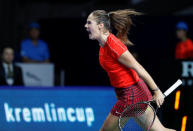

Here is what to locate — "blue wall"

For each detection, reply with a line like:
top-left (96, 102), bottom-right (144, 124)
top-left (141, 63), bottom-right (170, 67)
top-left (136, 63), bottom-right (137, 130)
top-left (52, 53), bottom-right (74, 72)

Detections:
top-left (0, 87), bottom-right (142, 131)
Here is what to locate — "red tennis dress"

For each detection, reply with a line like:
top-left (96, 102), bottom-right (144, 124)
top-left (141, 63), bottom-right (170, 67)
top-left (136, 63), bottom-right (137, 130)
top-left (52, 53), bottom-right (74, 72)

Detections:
top-left (99, 33), bottom-right (152, 116)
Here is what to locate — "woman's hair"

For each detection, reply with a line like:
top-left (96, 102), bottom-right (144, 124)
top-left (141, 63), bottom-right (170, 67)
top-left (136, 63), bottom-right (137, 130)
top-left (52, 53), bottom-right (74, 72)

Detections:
top-left (92, 9), bottom-right (141, 46)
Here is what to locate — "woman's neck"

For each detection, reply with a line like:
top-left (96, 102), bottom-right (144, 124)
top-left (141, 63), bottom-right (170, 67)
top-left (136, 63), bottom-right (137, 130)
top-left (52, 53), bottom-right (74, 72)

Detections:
top-left (98, 32), bottom-right (110, 47)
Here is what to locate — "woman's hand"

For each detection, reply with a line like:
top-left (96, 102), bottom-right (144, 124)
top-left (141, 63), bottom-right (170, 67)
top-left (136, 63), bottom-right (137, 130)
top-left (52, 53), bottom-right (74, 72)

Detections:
top-left (153, 90), bottom-right (165, 108)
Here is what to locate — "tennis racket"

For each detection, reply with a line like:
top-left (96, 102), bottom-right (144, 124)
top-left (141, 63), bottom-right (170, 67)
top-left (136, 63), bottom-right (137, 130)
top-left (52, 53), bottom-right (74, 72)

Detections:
top-left (118, 79), bottom-right (182, 131)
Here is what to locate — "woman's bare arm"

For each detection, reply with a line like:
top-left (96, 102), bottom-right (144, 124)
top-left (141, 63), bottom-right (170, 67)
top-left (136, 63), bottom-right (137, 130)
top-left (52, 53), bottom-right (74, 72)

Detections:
top-left (118, 50), bottom-right (158, 91)
top-left (118, 50), bottom-right (164, 107)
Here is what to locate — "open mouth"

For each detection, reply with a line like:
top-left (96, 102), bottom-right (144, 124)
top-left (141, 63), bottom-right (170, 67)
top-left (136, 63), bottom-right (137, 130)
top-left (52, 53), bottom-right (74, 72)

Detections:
top-left (86, 28), bottom-right (93, 38)
top-left (87, 30), bottom-right (91, 35)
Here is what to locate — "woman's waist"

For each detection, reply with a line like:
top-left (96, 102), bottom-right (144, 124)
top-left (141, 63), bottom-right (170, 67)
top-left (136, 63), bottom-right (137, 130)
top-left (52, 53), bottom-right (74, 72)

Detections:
top-left (109, 74), bottom-right (139, 88)
top-left (114, 78), bottom-right (152, 99)
top-left (112, 81), bottom-right (139, 89)
top-left (114, 79), bottom-right (141, 98)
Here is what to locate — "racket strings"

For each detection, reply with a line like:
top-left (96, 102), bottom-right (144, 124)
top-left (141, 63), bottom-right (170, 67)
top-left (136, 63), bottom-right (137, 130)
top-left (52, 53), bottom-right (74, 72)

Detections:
top-left (119, 103), bottom-right (155, 131)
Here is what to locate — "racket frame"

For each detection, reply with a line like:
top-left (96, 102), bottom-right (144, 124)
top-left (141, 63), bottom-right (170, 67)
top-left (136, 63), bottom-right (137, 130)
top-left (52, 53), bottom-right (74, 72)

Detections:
top-left (118, 79), bottom-right (182, 131)
top-left (118, 101), bottom-right (156, 131)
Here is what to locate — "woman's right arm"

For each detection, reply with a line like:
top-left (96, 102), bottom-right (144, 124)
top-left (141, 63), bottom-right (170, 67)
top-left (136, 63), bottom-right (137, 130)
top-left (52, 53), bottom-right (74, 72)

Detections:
top-left (118, 50), bottom-right (164, 107)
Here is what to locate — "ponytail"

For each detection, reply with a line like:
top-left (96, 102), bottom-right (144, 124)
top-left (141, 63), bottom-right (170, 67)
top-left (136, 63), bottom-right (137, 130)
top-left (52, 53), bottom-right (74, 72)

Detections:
top-left (108, 9), bottom-right (141, 46)
top-left (91, 9), bottom-right (141, 46)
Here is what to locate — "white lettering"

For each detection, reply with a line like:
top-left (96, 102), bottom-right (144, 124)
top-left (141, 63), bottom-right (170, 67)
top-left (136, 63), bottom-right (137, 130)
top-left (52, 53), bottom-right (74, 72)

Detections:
top-left (32, 108), bottom-right (45, 122)
top-left (23, 108), bottom-right (31, 122)
top-left (182, 62), bottom-right (193, 77)
top-left (51, 103), bottom-right (57, 122)
top-left (85, 108), bottom-right (95, 127)
top-left (45, 103), bottom-right (52, 122)
top-left (67, 108), bottom-right (76, 122)
top-left (57, 108), bottom-right (67, 122)
top-left (76, 108), bottom-right (85, 122)
top-left (4, 103), bottom-right (15, 122)
top-left (15, 108), bottom-right (21, 122)
top-left (4, 103), bottom-right (95, 127)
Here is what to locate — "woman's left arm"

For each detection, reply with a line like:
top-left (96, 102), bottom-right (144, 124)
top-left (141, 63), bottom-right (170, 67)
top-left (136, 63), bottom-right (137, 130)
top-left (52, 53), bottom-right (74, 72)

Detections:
top-left (118, 50), bottom-right (164, 107)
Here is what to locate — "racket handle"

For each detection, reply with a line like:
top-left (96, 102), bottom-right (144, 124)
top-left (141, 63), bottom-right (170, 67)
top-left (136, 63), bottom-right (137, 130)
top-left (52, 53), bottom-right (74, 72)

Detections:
top-left (163, 79), bottom-right (182, 97)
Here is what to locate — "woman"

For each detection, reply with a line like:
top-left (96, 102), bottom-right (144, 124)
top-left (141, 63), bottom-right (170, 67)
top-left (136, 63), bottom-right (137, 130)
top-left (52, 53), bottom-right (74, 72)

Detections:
top-left (85, 9), bottom-right (175, 131)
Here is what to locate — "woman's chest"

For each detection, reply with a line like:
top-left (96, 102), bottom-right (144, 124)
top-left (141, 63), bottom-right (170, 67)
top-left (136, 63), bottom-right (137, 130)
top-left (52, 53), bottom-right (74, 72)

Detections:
top-left (99, 48), bottom-right (118, 71)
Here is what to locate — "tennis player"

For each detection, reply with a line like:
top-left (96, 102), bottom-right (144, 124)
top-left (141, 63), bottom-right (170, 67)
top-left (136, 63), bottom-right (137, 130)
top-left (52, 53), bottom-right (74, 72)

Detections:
top-left (85, 9), bottom-right (175, 131)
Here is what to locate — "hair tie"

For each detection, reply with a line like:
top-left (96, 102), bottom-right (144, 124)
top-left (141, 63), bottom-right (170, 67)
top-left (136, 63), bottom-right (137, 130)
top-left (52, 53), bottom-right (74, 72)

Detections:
top-left (107, 13), bottom-right (110, 17)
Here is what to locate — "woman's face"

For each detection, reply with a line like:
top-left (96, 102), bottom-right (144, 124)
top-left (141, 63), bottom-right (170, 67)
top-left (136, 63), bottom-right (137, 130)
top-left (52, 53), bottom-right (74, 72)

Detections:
top-left (85, 14), bottom-right (101, 40)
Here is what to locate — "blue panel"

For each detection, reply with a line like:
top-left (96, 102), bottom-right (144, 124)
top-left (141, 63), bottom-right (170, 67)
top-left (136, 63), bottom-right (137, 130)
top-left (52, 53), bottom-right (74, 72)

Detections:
top-left (0, 86), bottom-right (142, 131)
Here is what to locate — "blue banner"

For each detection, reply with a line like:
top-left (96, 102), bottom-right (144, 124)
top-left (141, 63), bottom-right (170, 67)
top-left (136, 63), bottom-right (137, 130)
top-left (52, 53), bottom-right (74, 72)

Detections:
top-left (0, 87), bottom-right (142, 131)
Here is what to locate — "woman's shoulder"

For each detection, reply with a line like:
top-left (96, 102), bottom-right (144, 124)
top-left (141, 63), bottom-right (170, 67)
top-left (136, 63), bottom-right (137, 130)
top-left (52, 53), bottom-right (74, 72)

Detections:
top-left (107, 33), bottom-right (122, 44)
top-left (106, 33), bottom-right (127, 49)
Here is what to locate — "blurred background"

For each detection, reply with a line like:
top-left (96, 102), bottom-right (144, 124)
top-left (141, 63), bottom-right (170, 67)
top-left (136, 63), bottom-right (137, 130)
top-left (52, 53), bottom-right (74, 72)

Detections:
top-left (0, 0), bottom-right (192, 130)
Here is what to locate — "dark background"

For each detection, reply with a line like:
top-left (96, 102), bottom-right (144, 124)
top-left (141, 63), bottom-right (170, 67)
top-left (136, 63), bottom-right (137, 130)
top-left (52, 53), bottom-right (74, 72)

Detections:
top-left (39, 16), bottom-right (193, 87)
top-left (38, 16), bottom-right (193, 130)
top-left (0, 0), bottom-right (192, 130)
